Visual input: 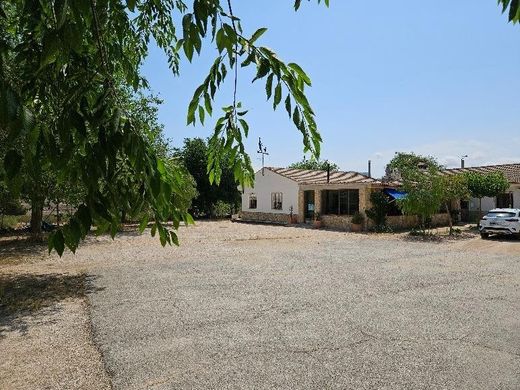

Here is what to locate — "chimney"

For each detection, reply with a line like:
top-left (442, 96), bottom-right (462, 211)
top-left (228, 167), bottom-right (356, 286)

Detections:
top-left (326, 163), bottom-right (330, 183)
top-left (461, 155), bottom-right (468, 169)
top-left (368, 160), bottom-right (372, 178)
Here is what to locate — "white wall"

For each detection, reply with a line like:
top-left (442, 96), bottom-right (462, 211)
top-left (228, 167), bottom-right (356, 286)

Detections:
top-left (469, 197), bottom-right (495, 211)
top-left (468, 185), bottom-right (520, 211)
top-left (241, 169), bottom-right (299, 214)
top-left (513, 186), bottom-right (520, 208)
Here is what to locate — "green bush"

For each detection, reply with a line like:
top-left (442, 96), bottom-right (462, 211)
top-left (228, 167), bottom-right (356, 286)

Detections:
top-left (351, 212), bottom-right (364, 225)
top-left (212, 201), bottom-right (232, 218)
top-left (0, 215), bottom-right (20, 230)
top-left (366, 191), bottom-right (389, 228)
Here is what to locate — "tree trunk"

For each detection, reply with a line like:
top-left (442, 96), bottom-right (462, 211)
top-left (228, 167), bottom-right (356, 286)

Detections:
top-left (56, 200), bottom-right (60, 227)
top-left (445, 202), bottom-right (453, 235)
top-left (30, 195), bottom-right (44, 240)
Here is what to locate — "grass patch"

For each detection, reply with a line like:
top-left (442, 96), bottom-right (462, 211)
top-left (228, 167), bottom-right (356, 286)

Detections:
top-left (0, 215), bottom-right (20, 230)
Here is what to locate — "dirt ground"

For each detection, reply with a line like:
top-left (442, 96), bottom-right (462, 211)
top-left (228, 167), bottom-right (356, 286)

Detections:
top-left (0, 221), bottom-right (518, 389)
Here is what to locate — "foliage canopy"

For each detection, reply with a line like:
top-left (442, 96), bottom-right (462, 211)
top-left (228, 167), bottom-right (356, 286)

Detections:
top-left (0, 0), bottom-right (327, 255)
top-left (288, 158), bottom-right (339, 171)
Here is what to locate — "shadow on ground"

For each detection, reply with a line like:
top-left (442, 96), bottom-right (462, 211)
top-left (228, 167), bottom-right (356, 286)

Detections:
top-left (0, 273), bottom-right (100, 336)
top-left (0, 234), bottom-right (48, 265)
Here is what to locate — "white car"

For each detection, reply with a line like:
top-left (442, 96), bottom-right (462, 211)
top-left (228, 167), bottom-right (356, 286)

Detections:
top-left (479, 208), bottom-right (520, 239)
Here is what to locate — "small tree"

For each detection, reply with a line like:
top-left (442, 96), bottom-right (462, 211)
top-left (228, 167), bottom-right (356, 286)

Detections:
top-left (398, 170), bottom-right (445, 233)
top-left (465, 172), bottom-right (510, 222)
top-left (385, 152), bottom-right (441, 181)
top-left (289, 158), bottom-right (339, 171)
top-left (388, 153), bottom-right (444, 233)
top-left (365, 191), bottom-right (390, 230)
top-left (440, 175), bottom-right (470, 234)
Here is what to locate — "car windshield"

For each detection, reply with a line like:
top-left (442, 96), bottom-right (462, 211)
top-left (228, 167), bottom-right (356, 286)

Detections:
top-left (485, 212), bottom-right (517, 218)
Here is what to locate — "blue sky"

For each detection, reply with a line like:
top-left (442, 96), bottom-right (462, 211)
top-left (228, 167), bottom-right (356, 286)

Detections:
top-left (142, 1), bottom-right (520, 177)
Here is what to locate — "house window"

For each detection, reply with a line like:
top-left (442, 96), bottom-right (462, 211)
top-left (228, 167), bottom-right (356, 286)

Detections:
top-left (497, 193), bottom-right (513, 208)
top-left (271, 192), bottom-right (283, 210)
top-left (323, 189), bottom-right (359, 215)
top-left (249, 194), bottom-right (257, 209)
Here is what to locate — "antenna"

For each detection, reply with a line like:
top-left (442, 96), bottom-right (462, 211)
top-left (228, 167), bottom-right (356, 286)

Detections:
top-left (257, 137), bottom-right (269, 176)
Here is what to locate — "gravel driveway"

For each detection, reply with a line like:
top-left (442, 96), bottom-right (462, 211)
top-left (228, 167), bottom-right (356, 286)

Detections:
top-left (86, 222), bottom-right (520, 389)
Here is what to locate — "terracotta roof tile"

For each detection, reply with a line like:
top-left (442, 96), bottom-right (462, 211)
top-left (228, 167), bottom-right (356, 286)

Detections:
top-left (442, 163), bottom-right (520, 184)
top-left (266, 167), bottom-right (378, 185)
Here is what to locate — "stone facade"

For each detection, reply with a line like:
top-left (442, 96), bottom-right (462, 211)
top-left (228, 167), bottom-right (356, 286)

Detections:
top-left (298, 190), bottom-right (305, 223)
top-left (239, 211), bottom-right (291, 224)
top-left (321, 214), bottom-right (354, 230)
top-left (384, 213), bottom-right (450, 230)
top-left (243, 184), bottom-right (451, 231)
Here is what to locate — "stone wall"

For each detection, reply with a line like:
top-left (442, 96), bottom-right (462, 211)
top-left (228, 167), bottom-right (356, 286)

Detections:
top-left (239, 211), bottom-right (291, 224)
top-left (321, 212), bottom-right (450, 231)
top-left (385, 213), bottom-right (450, 230)
top-left (321, 214), bottom-right (354, 230)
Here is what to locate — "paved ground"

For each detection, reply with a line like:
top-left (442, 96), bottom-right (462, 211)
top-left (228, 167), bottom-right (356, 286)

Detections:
top-left (83, 222), bottom-right (520, 389)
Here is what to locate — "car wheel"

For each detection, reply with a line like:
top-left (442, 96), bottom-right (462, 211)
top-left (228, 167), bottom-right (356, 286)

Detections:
top-left (480, 233), bottom-right (489, 239)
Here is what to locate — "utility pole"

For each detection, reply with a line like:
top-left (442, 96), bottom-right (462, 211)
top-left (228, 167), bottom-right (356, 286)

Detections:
top-left (257, 137), bottom-right (269, 176)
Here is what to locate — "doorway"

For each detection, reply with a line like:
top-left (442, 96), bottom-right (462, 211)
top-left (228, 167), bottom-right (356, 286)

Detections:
top-left (304, 190), bottom-right (315, 221)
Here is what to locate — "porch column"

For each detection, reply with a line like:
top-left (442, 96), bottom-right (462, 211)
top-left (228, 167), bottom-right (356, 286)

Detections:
top-left (298, 189), bottom-right (305, 223)
top-left (359, 187), bottom-right (371, 231)
top-left (314, 189), bottom-right (322, 216)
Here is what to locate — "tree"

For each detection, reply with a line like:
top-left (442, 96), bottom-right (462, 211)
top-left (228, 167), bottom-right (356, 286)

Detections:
top-left (175, 138), bottom-right (240, 217)
top-left (365, 191), bottom-right (390, 230)
top-left (385, 152), bottom-right (442, 181)
top-left (388, 153), bottom-right (445, 233)
top-left (440, 174), bottom-right (469, 234)
top-left (399, 171), bottom-right (445, 233)
top-left (289, 158), bottom-right (339, 171)
top-left (0, 0), bottom-right (325, 255)
top-left (465, 172), bottom-right (510, 222)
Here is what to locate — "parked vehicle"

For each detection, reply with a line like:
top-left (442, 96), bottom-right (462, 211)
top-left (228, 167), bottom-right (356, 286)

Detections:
top-left (479, 208), bottom-right (520, 239)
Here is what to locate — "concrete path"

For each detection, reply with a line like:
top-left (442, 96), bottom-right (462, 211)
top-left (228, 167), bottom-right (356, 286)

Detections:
top-left (87, 222), bottom-right (520, 389)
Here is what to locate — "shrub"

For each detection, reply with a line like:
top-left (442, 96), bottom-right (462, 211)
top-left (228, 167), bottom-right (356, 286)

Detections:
top-left (351, 212), bottom-right (364, 225)
top-left (366, 191), bottom-right (389, 228)
top-left (212, 201), bottom-right (232, 218)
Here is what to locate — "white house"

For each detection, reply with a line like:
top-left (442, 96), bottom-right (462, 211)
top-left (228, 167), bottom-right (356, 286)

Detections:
top-left (239, 167), bottom-right (422, 229)
top-left (443, 163), bottom-right (520, 221)
top-left (240, 167), bottom-right (300, 223)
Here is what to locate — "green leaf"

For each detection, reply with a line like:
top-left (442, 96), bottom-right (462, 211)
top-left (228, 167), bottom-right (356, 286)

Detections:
top-left (250, 27), bottom-right (268, 44)
top-left (127, 0), bottom-right (136, 12)
top-left (54, 230), bottom-right (65, 256)
top-left (198, 105), bottom-right (205, 125)
top-left (139, 215), bottom-right (149, 233)
top-left (293, 107), bottom-right (301, 128)
top-left (288, 63), bottom-right (312, 86)
top-left (265, 73), bottom-right (274, 99)
top-left (239, 118), bottom-right (249, 136)
top-left (157, 159), bottom-right (166, 174)
top-left (273, 83), bottom-right (282, 109)
top-left (216, 28), bottom-right (226, 53)
top-left (170, 231), bottom-right (179, 246)
top-left (285, 95), bottom-right (292, 118)
top-left (3, 150), bottom-right (22, 179)
top-left (40, 33), bottom-right (60, 67)
top-left (76, 205), bottom-right (92, 236)
top-left (204, 93), bottom-right (213, 116)
top-left (185, 213), bottom-right (195, 225)
top-left (254, 60), bottom-right (270, 81)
